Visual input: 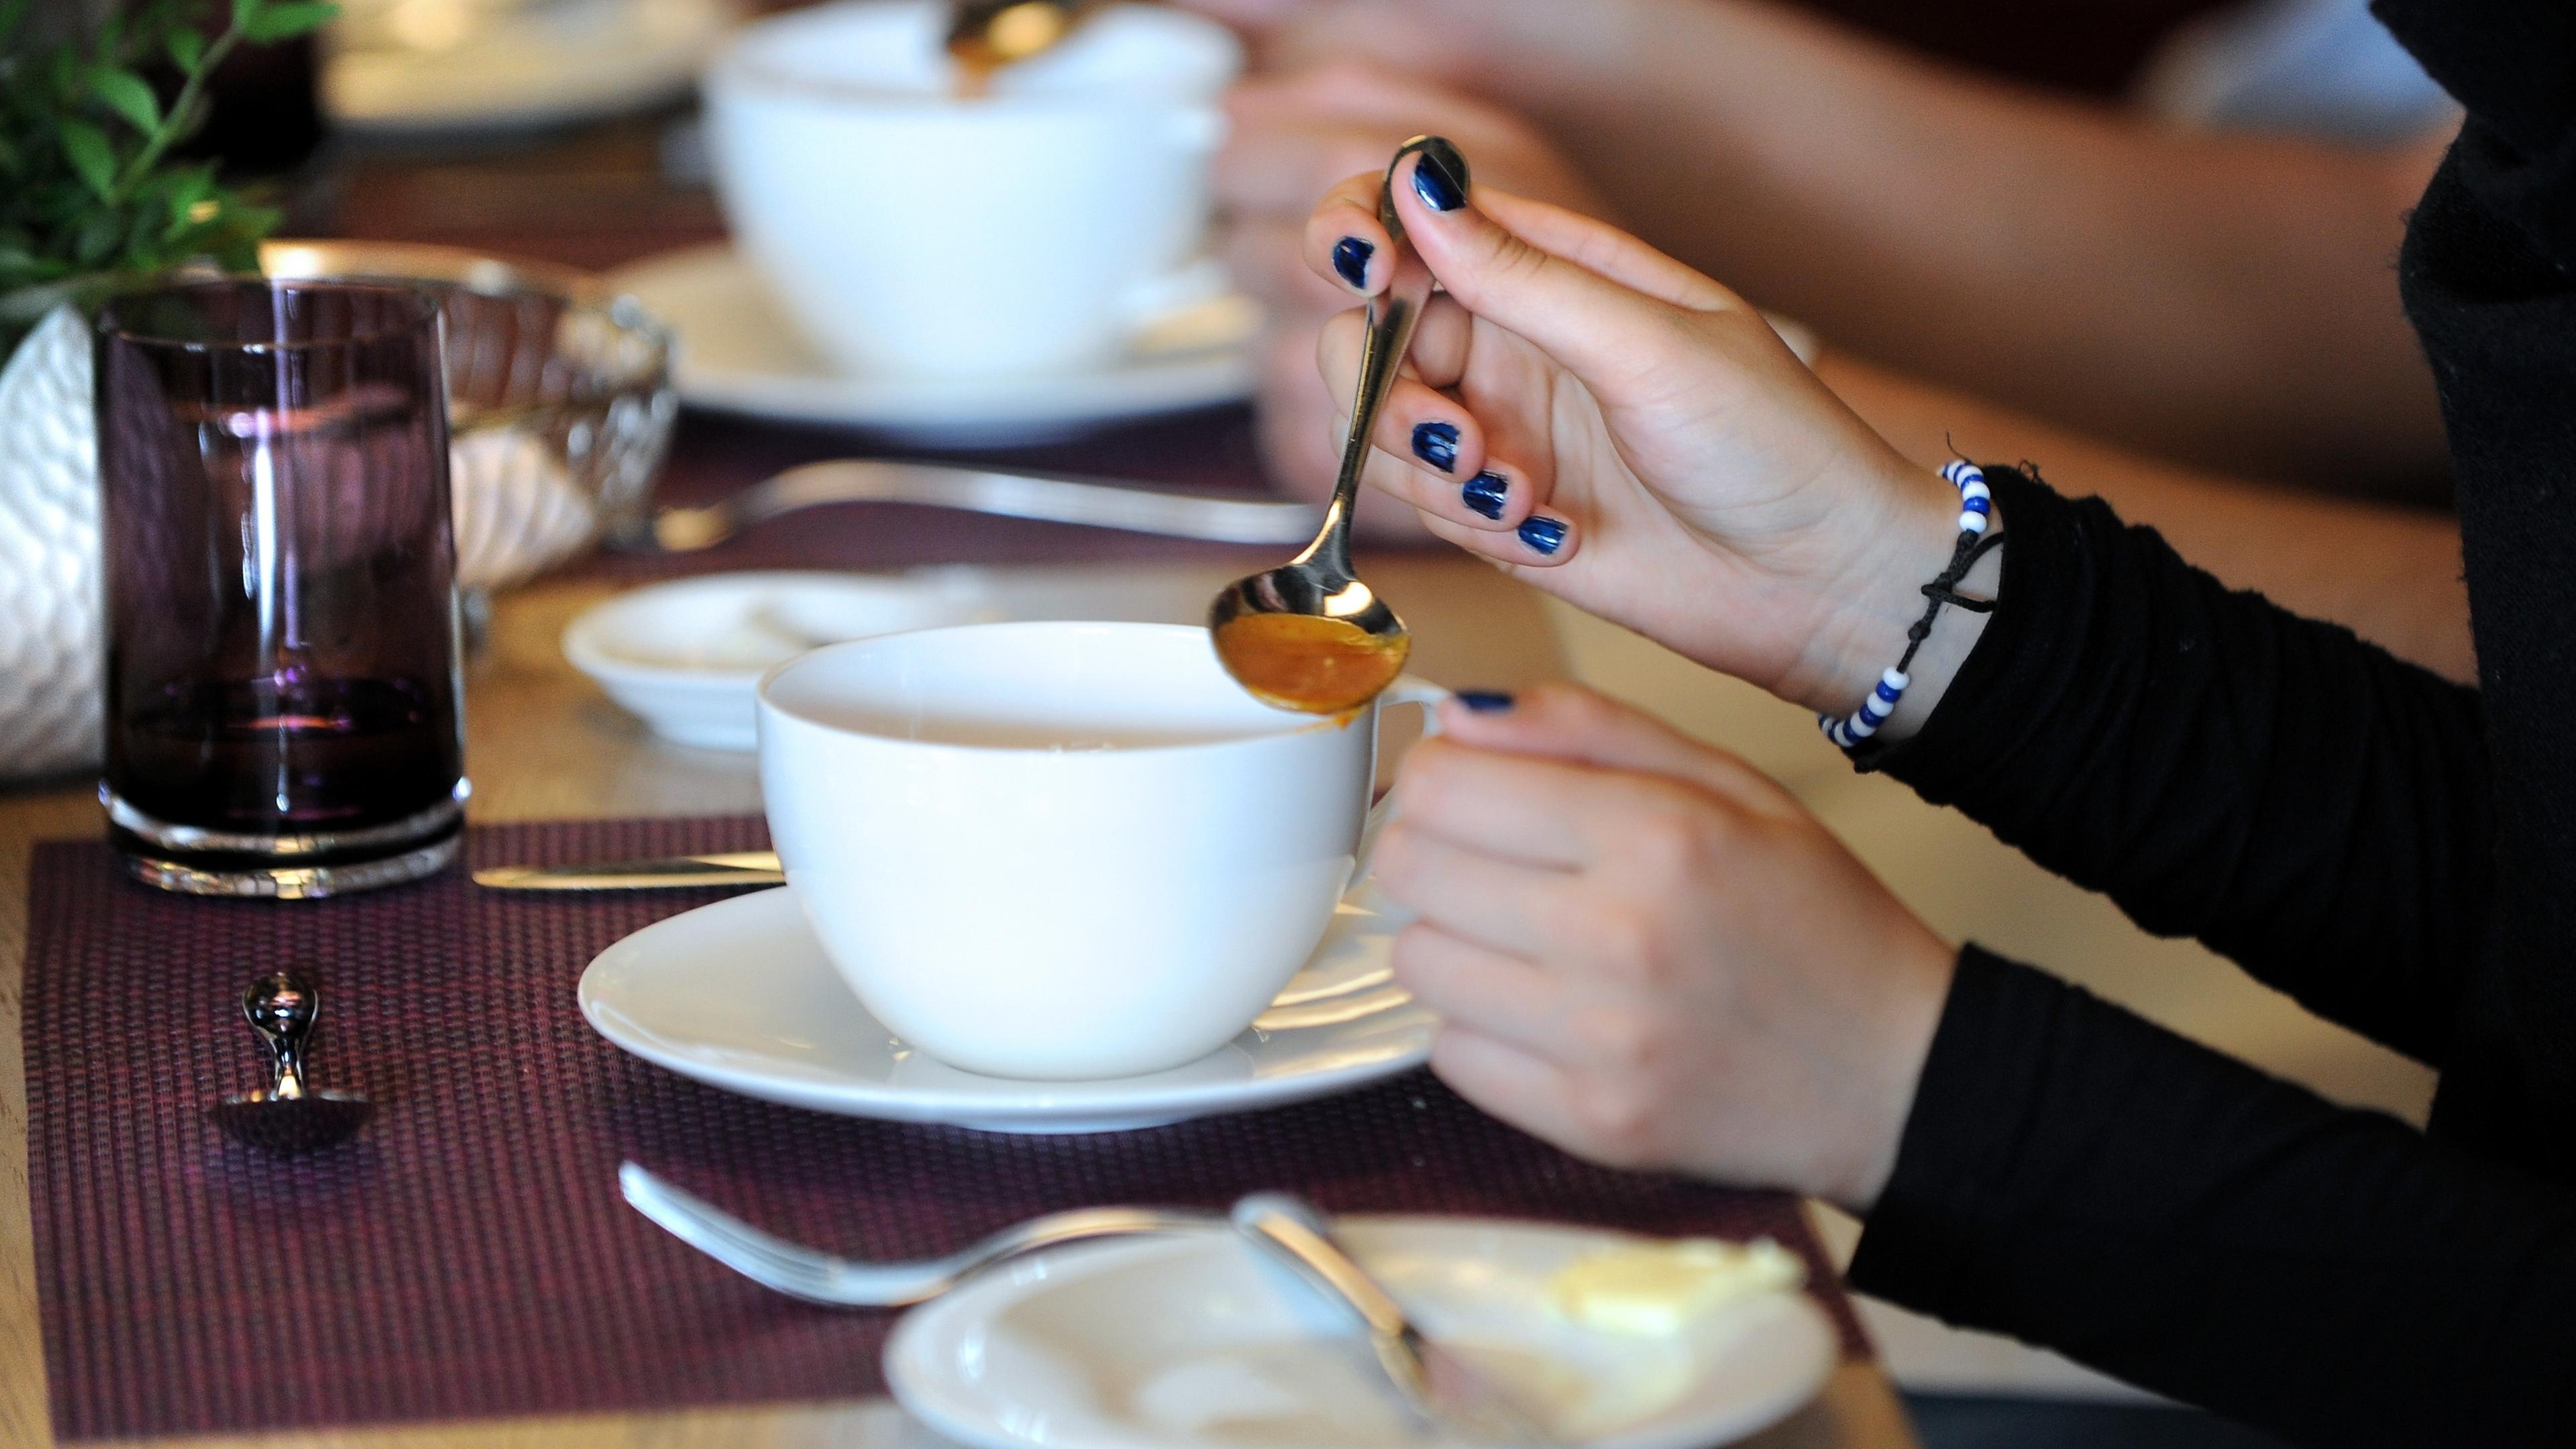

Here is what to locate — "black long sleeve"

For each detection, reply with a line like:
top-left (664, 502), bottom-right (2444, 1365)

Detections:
top-left (1849, 949), bottom-right (2576, 1447)
top-left (1839, 475), bottom-right (2576, 1445)
top-left (1837, 0), bottom-right (2576, 1440)
top-left (1856, 470), bottom-right (2492, 1066)
top-left (2372, 0), bottom-right (2576, 1165)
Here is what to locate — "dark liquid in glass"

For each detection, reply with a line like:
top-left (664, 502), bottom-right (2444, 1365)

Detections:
top-left (112, 676), bottom-right (461, 833)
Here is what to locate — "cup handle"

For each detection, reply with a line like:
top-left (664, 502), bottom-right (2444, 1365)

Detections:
top-left (1349, 677), bottom-right (1450, 888)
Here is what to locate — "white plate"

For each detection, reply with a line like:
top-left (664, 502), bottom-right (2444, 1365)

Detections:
top-left (886, 1217), bottom-right (1839, 1449)
top-left (579, 884), bottom-right (1434, 1132)
top-left (564, 564), bottom-right (1268, 751)
top-left (327, 0), bottom-right (733, 133)
top-left (606, 244), bottom-right (1260, 445)
top-left (564, 570), bottom-right (1006, 751)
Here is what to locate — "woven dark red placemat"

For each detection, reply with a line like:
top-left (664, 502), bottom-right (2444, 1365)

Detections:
top-left (23, 815), bottom-right (1870, 1442)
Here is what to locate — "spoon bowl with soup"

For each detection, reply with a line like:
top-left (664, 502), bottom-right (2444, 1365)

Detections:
top-left (1211, 138), bottom-right (1466, 716)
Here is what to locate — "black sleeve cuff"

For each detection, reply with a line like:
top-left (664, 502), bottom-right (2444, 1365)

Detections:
top-left (1845, 463), bottom-right (2081, 790)
top-left (1843, 944), bottom-right (2055, 1316)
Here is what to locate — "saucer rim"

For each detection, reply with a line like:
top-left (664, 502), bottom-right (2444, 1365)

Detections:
top-left (577, 885), bottom-right (1435, 1130)
top-left (603, 243), bottom-right (1257, 441)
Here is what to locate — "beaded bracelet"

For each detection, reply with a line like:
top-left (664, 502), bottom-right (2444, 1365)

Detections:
top-left (1819, 460), bottom-right (2007, 749)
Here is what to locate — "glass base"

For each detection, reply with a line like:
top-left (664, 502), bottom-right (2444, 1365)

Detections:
top-left (105, 786), bottom-right (467, 900)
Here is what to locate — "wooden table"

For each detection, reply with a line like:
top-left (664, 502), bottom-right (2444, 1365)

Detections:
top-left (0, 65), bottom-right (1919, 1443)
top-left (0, 559), bottom-right (1919, 1448)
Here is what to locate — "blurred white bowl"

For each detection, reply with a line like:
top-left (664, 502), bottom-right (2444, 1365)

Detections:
top-left (0, 306), bottom-right (102, 782)
top-left (704, 0), bottom-right (1241, 379)
top-left (564, 570), bottom-right (1004, 750)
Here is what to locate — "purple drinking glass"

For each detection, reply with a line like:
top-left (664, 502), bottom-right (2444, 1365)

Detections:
top-left (95, 280), bottom-right (468, 898)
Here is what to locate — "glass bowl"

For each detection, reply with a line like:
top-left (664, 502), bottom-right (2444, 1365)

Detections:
top-left (259, 239), bottom-right (678, 594)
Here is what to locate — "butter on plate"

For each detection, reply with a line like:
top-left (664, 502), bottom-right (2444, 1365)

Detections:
top-left (1545, 1237), bottom-right (1808, 1336)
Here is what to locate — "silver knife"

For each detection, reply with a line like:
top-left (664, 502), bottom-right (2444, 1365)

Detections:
top-left (636, 460), bottom-right (1322, 553)
top-left (471, 852), bottom-right (785, 891)
top-left (1231, 1192), bottom-right (1562, 1446)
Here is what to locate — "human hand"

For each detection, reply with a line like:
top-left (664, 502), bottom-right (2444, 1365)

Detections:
top-left (1374, 685), bottom-right (1956, 1211)
top-left (1305, 147), bottom-right (1984, 722)
top-left (1216, 66), bottom-right (1613, 539)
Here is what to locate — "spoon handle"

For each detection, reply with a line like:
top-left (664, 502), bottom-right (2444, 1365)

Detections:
top-left (1304, 137), bottom-right (1460, 580)
top-left (241, 972), bottom-right (319, 1100)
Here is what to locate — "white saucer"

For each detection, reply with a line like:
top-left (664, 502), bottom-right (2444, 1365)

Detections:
top-left (605, 244), bottom-right (1260, 445)
top-left (564, 570), bottom-right (1006, 751)
top-left (579, 884), bottom-right (1434, 1132)
top-left (886, 1217), bottom-right (1839, 1449)
top-left (327, 0), bottom-right (732, 134)
top-left (564, 563), bottom-right (1265, 752)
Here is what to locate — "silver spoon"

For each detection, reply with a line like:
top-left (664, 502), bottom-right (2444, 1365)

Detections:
top-left (1208, 136), bottom-right (1462, 716)
top-left (1232, 1191), bottom-right (1561, 1446)
top-left (209, 972), bottom-right (374, 1154)
top-left (620, 1162), bottom-right (1221, 1305)
top-left (945, 0), bottom-right (1106, 81)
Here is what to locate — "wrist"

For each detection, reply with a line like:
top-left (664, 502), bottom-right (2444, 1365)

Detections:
top-left (1880, 507), bottom-right (2003, 743)
top-left (1776, 453), bottom-right (1973, 719)
top-left (1831, 928), bottom-right (1958, 1214)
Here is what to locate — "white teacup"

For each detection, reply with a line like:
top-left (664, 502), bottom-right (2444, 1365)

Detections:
top-left (704, 1), bottom-right (1242, 380)
top-left (757, 621), bottom-right (1445, 1080)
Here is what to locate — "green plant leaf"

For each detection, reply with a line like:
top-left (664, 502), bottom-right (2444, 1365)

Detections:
top-left (243, 2), bottom-right (338, 42)
top-left (166, 26), bottom-right (206, 74)
top-left (165, 162), bottom-right (218, 221)
top-left (226, 202), bottom-right (281, 238)
top-left (88, 65), bottom-right (162, 134)
top-left (233, 0), bottom-right (262, 25)
top-left (73, 209), bottom-right (121, 266)
top-left (58, 121), bottom-right (117, 201)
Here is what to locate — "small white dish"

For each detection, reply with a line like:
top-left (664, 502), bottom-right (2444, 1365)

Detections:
top-left (327, 0), bottom-right (733, 134)
top-left (578, 885), bottom-right (1434, 1132)
top-left (566, 564), bottom-right (1274, 752)
top-left (885, 1216), bottom-right (1839, 1449)
top-left (605, 244), bottom-right (1259, 445)
top-left (564, 570), bottom-right (1004, 750)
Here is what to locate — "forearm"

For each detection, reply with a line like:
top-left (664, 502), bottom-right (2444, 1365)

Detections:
top-left (1816, 352), bottom-right (2475, 682)
top-left (1485, 0), bottom-right (2449, 493)
top-left (1854, 949), bottom-right (2576, 1447)
top-left (1845, 469), bottom-right (2491, 1059)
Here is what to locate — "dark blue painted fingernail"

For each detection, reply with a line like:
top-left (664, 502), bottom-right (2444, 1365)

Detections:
top-left (1412, 148), bottom-right (1468, 212)
top-left (1517, 515), bottom-right (1567, 555)
top-left (1412, 421), bottom-right (1460, 472)
top-left (1331, 236), bottom-right (1374, 288)
top-left (1456, 690), bottom-right (1515, 712)
top-left (1460, 470), bottom-right (1508, 520)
